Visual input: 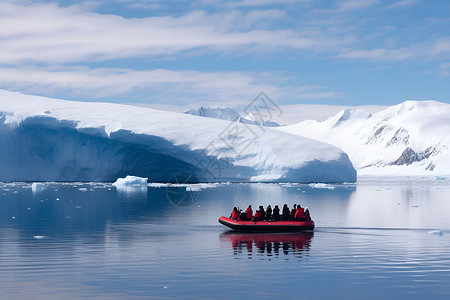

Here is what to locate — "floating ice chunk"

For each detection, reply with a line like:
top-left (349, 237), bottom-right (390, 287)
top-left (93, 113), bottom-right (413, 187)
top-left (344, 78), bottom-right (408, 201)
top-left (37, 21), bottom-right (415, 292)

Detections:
top-left (186, 186), bottom-right (201, 192)
top-left (34, 235), bottom-right (45, 239)
top-left (78, 188), bottom-right (88, 192)
top-left (150, 182), bottom-right (218, 190)
top-left (113, 175), bottom-right (148, 187)
top-left (280, 183), bottom-right (297, 187)
top-left (185, 183), bottom-right (218, 191)
top-left (113, 175), bottom-right (148, 193)
top-left (148, 182), bottom-right (170, 188)
top-left (429, 230), bottom-right (443, 236)
top-left (31, 182), bottom-right (46, 193)
top-left (309, 183), bottom-right (335, 190)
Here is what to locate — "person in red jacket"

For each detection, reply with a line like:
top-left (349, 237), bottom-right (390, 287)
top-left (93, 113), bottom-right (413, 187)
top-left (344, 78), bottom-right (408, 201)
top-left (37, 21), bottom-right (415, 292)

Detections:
top-left (253, 210), bottom-right (261, 221)
top-left (230, 207), bottom-right (240, 220)
top-left (294, 204), bottom-right (305, 220)
top-left (246, 205), bottom-right (253, 220)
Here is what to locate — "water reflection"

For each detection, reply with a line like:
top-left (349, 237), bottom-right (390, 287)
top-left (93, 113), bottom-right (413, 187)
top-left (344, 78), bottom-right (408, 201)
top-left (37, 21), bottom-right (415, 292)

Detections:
top-left (1, 179), bottom-right (450, 299)
top-left (220, 231), bottom-right (314, 260)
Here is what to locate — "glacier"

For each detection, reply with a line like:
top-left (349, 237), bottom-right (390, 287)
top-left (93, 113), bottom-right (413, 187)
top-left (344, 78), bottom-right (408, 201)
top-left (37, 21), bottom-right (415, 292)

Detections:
top-left (279, 100), bottom-right (450, 176)
top-left (0, 90), bottom-right (356, 183)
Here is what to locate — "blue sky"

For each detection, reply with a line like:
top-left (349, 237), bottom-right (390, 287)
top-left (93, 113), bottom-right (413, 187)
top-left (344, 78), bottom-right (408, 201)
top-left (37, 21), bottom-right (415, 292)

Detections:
top-left (0, 0), bottom-right (449, 109)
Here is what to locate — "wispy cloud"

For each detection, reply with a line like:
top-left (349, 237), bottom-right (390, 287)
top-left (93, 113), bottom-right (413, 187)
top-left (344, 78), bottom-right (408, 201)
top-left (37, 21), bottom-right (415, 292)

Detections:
top-left (0, 0), bottom-right (448, 108)
top-left (430, 38), bottom-right (450, 56)
top-left (338, 37), bottom-right (450, 62)
top-left (336, 0), bottom-right (379, 12)
top-left (199, 0), bottom-right (310, 8)
top-left (338, 47), bottom-right (416, 61)
top-left (0, 65), bottom-right (339, 105)
top-left (384, 0), bottom-right (418, 10)
top-left (0, 2), bottom-right (336, 65)
top-left (440, 62), bottom-right (450, 76)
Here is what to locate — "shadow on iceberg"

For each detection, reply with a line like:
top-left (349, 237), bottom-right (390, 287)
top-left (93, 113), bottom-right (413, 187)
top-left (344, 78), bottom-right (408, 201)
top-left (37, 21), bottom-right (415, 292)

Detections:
top-left (0, 115), bottom-right (356, 183)
top-left (284, 156), bottom-right (357, 183)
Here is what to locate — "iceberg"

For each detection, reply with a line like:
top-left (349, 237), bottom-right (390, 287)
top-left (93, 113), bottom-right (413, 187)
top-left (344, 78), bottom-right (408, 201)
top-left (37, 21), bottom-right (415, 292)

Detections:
top-left (113, 175), bottom-right (148, 193)
top-left (0, 90), bottom-right (356, 183)
top-left (31, 182), bottom-right (46, 193)
top-left (113, 176), bottom-right (148, 188)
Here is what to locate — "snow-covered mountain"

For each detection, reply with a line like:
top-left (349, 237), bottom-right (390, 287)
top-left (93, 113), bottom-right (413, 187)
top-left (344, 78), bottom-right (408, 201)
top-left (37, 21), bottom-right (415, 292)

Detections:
top-left (279, 100), bottom-right (450, 176)
top-left (184, 106), bottom-right (279, 127)
top-left (0, 90), bottom-right (355, 183)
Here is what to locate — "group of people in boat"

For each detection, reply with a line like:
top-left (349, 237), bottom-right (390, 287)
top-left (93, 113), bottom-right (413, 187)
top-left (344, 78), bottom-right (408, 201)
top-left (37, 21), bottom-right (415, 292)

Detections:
top-left (230, 204), bottom-right (311, 222)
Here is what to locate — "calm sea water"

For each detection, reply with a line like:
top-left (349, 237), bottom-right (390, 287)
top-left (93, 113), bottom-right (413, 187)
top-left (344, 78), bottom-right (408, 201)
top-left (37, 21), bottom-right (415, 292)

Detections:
top-left (1, 177), bottom-right (450, 299)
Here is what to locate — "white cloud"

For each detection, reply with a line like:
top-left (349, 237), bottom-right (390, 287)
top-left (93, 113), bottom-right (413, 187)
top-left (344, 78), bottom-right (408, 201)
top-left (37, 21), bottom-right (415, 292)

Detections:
top-left (199, 0), bottom-right (310, 7)
top-left (0, 65), bottom-right (339, 105)
top-left (339, 45), bottom-right (422, 61)
top-left (0, 2), bottom-right (334, 65)
top-left (431, 38), bottom-right (450, 55)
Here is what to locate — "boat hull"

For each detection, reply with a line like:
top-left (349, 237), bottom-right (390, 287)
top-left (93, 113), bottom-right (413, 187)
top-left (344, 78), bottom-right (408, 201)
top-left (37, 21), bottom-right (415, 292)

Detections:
top-left (218, 216), bottom-right (315, 232)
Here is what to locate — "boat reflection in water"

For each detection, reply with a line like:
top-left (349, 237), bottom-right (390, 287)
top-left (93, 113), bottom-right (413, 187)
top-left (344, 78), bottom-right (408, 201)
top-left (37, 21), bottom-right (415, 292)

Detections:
top-left (219, 231), bottom-right (314, 261)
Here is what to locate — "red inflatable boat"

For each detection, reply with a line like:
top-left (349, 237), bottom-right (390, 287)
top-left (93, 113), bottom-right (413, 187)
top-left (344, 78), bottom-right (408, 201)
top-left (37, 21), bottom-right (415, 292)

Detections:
top-left (218, 216), bottom-right (315, 232)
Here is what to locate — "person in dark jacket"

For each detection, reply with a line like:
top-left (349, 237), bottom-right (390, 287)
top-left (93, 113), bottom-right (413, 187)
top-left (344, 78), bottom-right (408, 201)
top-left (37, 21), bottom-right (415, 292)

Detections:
top-left (258, 206), bottom-right (266, 220)
top-left (272, 205), bottom-right (280, 221)
top-left (266, 205), bottom-right (272, 220)
top-left (282, 204), bottom-right (290, 221)
top-left (290, 204), bottom-right (297, 220)
top-left (304, 207), bottom-right (311, 220)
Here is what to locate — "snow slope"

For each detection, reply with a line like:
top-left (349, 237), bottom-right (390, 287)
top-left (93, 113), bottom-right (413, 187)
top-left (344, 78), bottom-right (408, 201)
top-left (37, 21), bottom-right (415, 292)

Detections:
top-left (185, 106), bottom-right (279, 127)
top-left (0, 90), bottom-right (356, 183)
top-left (279, 101), bottom-right (450, 176)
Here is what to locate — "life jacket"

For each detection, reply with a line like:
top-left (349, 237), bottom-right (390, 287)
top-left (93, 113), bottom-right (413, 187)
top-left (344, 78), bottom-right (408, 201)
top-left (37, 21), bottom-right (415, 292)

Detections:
top-left (246, 207), bottom-right (253, 218)
top-left (231, 210), bottom-right (239, 220)
top-left (294, 207), bottom-right (305, 219)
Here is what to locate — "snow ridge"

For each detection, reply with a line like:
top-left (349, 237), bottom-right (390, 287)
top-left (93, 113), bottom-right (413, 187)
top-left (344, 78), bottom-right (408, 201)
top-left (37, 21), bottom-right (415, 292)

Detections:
top-left (326, 108), bottom-right (372, 128)
top-left (280, 100), bottom-right (450, 176)
top-left (185, 106), bottom-right (279, 127)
